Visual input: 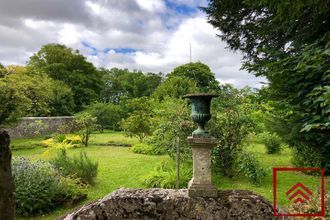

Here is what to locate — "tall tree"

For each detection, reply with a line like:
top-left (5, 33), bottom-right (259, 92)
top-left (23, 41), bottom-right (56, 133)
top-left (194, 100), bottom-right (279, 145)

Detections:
top-left (28, 44), bottom-right (104, 112)
top-left (152, 76), bottom-right (199, 100)
top-left (49, 80), bottom-right (75, 116)
top-left (203, 1), bottom-right (330, 173)
top-left (167, 62), bottom-right (219, 92)
top-left (0, 66), bottom-right (54, 125)
top-left (101, 68), bottom-right (162, 103)
top-left (0, 63), bottom-right (5, 78)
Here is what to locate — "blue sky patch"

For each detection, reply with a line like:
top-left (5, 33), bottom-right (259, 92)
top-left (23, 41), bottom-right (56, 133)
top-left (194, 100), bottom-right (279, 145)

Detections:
top-left (81, 41), bottom-right (98, 56)
top-left (165, 1), bottom-right (198, 15)
top-left (104, 47), bottom-right (137, 54)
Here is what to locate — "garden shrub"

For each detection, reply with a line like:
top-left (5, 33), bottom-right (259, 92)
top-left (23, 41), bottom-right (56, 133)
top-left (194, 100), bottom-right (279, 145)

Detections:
top-left (54, 133), bottom-right (66, 143)
top-left (131, 143), bottom-right (165, 155)
top-left (291, 147), bottom-right (323, 175)
top-left (261, 132), bottom-right (282, 154)
top-left (51, 149), bottom-right (98, 185)
top-left (12, 157), bottom-right (84, 216)
top-left (85, 102), bottom-right (122, 132)
top-left (236, 152), bottom-right (266, 185)
top-left (41, 134), bottom-right (82, 149)
top-left (209, 86), bottom-right (256, 177)
top-left (144, 159), bottom-right (192, 188)
top-left (149, 98), bottom-right (194, 161)
top-left (63, 135), bottom-right (82, 146)
top-left (55, 175), bottom-right (87, 204)
top-left (74, 112), bottom-right (97, 146)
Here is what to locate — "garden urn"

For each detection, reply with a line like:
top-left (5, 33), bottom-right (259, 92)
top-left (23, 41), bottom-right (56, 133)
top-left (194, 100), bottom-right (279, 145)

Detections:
top-left (183, 93), bottom-right (218, 137)
top-left (183, 93), bottom-right (219, 198)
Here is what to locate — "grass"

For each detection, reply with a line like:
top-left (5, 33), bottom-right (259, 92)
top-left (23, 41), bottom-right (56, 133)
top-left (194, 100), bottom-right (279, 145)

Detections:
top-left (11, 131), bottom-right (329, 219)
top-left (214, 143), bottom-right (329, 206)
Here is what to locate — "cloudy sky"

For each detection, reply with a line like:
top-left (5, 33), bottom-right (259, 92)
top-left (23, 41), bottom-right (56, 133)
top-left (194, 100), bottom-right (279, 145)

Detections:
top-left (0, 0), bottom-right (266, 88)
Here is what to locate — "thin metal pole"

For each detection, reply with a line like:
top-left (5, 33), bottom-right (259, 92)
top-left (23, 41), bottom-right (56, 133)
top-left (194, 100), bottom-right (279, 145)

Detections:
top-left (189, 42), bottom-right (192, 63)
top-left (176, 136), bottom-right (180, 189)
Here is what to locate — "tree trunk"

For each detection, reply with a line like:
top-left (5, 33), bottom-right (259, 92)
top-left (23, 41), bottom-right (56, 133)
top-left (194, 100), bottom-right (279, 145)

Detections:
top-left (0, 129), bottom-right (15, 220)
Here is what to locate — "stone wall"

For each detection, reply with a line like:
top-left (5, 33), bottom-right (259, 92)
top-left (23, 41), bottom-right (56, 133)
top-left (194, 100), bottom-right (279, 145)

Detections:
top-left (64, 188), bottom-right (276, 220)
top-left (7, 116), bottom-right (75, 138)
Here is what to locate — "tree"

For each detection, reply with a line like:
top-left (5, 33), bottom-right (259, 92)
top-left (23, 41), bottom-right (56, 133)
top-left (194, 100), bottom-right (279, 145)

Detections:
top-left (86, 102), bottom-right (122, 132)
top-left (28, 44), bottom-right (104, 112)
top-left (203, 0), bottom-right (329, 66)
top-left (120, 97), bottom-right (153, 142)
top-left (101, 68), bottom-right (162, 103)
top-left (149, 97), bottom-right (194, 161)
top-left (152, 76), bottom-right (199, 100)
top-left (0, 63), bottom-right (5, 78)
top-left (209, 85), bottom-right (256, 177)
top-left (49, 80), bottom-right (75, 116)
top-left (203, 1), bottom-right (330, 173)
top-left (74, 112), bottom-right (97, 147)
top-left (0, 66), bottom-right (54, 125)
top-left (167, 62), bottom-right (219, 92)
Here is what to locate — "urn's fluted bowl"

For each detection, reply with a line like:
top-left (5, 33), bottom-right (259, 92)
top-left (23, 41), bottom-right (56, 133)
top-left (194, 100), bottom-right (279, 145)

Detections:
top-left (183, 93), bottom-right (218, 136)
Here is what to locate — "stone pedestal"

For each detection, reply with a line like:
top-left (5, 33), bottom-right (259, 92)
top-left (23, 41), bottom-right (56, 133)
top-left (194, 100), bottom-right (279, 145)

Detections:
top-left (187, 136), bottom-right (218, 198)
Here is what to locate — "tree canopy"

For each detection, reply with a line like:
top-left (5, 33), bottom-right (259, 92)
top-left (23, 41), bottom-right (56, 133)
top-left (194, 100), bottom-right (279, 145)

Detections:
top-left (203, 0), bottom-right (330, 173)
top-left (152, 76), bottom-right (199, 100)
top-left (0, 66), bottom-right (54, 125)
top-left (203, 0), bottom-right (329, 67)
top-left (28, 44), bottom-right (104, 112)
top-left (101, 68), bottom-right (162, 103)
top-left (167, 62), bottom-right (219, 92)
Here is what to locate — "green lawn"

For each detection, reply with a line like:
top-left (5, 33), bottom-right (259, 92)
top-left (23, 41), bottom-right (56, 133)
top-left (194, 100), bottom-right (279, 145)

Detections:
top-left (11, 131), bottom-right (329, 219)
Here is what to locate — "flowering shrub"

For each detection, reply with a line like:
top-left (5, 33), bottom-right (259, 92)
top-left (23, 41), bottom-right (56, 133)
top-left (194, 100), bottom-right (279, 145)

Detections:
top-left (286, 190), bottom-right (329, 219)
top-left (42, 134), bottom-right (82, 147)
top-left (41, 134), bottom-right (82, 153)
top-left (63, 135), bottom-right (82, 145)
top-left (12, 157), bottom-right (85, 216)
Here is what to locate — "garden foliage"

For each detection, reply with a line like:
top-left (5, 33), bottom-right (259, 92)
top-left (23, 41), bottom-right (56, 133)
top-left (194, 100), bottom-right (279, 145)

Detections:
top-left (0, 66), bottom-right (54, 125)
top-left (131, 143), bottom-right (165, 155)
top-left (209, 86), bottom-right (256, 177)
top-left (120, 97), bottom-right (153, 143)
top-left (149, 97), bottom-right (194, 161)
top-left (86, 102), bottom-right (122, 132)
top-left (144, 158), bottom-right (192, 189)
top-left (236, 152), bottom-right (266, 185)
top-left (74, 112), bottom-right (97, 146)
top-left (101, 67), bottom-right (162, 103)
top-left (12, 157), bottom-right (84, 216)
top-left (260, 132), bottom-right (282, 154)
top-left (41, 134), bottom-right (82, 150)
top-left (203, 1), bottom-right (330, 174)
top-left (28, 43), bottom-right (104, 112)
top-left (51, 149), bottom-right (98, 185)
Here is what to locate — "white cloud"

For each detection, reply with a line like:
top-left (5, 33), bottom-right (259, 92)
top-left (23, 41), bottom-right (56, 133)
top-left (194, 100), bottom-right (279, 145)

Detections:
top-left (85, 1), bottom-right (102, 15)
top-left (0, 0), bottom-right (265, 88)
top-left (58, 24), bottom-right (81, 45)
top-left (135, 0), bottom-right (166, 12)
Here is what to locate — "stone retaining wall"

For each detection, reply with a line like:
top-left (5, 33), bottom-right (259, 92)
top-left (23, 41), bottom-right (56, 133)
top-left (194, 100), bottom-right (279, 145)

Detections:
top-left (64, 188), bottom-right (276, 220)
top-left (7, 116), bottom-right (75, 138)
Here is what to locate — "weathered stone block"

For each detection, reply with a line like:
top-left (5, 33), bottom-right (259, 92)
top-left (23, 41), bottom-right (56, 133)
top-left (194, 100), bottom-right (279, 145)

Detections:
top-left (63, 188), bottom-right (276, 220)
